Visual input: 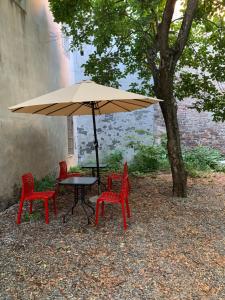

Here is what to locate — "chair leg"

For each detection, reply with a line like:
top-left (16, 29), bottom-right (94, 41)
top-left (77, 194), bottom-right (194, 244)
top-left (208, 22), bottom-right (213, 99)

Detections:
top-left (17, 200), bottom-right (24, 224)
top-left (95, 200), bottom-right (100, 225)
top-left (101, 201), bottom-right (105, 217)
top-left (29, 201), bottom-right (33, 214)
top-left (121, 201), bottom-right (127, 230)
top-left (44, 199), bottom-right (49, 224)
top-left (125, 196), bottom-right (131, 218)
top-left (53, 195), bottom-right (57, 215)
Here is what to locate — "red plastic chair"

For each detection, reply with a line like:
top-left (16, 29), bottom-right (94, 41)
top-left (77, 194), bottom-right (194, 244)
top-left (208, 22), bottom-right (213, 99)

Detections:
top-left (107, 161), bottom-right (130, 191)
top-left (57, 161), bottom-right (80, 181)
top-left (95, 175), bottom-right (130, 230)
top-left (17, 173), bottom-right (57, 224)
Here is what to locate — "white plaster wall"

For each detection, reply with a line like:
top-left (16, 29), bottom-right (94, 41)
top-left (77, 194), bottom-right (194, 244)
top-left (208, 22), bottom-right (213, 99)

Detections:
top-left (0, 0), bottom-right (71, 210)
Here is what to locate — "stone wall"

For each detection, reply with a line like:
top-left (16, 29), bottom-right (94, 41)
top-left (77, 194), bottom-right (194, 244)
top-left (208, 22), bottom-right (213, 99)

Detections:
top-left (155, 98), bottom-right (225, 153)
top-left (76, 106), bottom-right (156, 164)
top-left (77, 95), bottom-right (225, 164)
top-left (0, 0), bottom-right (71, 210)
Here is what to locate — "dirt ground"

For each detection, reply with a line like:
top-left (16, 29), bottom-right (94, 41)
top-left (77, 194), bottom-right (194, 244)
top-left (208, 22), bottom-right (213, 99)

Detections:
top-left (0, 173), bottom-right (225, 299)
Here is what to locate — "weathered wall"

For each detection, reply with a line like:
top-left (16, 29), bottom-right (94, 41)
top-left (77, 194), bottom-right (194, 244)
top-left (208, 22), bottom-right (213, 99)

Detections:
top-left (179, 99), bottom-right (225, 152)
top-left (155, 98), bottom-right (225, 153)
top-left (72, 46), bottom-right (156, 163)
top-left (76, 107), bottom-right (155, 163)
top-left (78, 94), bottom-right (225, 163)
top-left (0, 0), bottom-right (71, 210)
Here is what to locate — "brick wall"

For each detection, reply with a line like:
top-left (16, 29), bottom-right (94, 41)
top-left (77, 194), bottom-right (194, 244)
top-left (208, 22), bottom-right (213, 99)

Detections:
top-left (155, 98), bottom-right (225, 153)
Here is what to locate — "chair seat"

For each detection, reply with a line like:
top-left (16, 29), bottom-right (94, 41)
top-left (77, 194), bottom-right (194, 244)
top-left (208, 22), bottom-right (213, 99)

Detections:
top-left (25, 191), bottom-right (55, 200)
top-left (97, 191), bottom-right (121, 203)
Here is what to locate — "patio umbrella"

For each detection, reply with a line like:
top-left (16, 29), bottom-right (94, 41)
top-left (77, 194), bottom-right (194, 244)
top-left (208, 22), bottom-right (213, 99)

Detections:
top-left (9, 80), bottom-right (160, 193)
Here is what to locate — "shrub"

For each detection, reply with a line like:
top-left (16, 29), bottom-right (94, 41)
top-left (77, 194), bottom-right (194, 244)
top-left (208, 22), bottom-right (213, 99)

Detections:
top-left (126, 134), bottom-right (224, 176)
top-left (105, 150), bottom-right (123, 171)
top-left (130, 145), bottom-right (159, 172)
top-left (126, 131), bottom-right (169, 174)
top-left (129, 144), bottom-right (169, 173)
top-left (34, 175), bottom-right (55, 192)
top-left (69, 165), bottom-right (82, 173)
top-left (183, 146), bottom-right (224, 175)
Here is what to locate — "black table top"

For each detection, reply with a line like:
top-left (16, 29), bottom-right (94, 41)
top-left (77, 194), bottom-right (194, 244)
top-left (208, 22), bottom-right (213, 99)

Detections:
top-left (59, 177), bottom-right (98, 186)
top-left (81, 163), bottom-right (108, 168)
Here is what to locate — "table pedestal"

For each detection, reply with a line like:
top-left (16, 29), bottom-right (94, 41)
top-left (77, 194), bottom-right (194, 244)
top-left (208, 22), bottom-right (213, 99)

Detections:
top-left (63, 185), bottom-right (95, 224)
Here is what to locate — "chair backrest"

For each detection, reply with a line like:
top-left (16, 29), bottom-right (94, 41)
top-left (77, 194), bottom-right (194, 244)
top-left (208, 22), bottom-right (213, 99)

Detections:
top-left (59, 161), bottom-right (68, 180)
top-left (120, 174), bottom-right (129, 200)
top-left (21, 173), bottom-right (34, 199)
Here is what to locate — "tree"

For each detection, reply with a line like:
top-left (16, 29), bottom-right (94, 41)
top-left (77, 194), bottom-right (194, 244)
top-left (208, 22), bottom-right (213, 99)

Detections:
top-left (49, 0), bottom-right (225, 197)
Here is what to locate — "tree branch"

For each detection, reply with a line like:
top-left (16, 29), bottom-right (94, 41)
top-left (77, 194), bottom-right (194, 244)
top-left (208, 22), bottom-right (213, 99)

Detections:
top-left (173, 0), bottom-right (198, 63)
top-left (158, 0), bottom-right (177, 56)
top-left (203, 17), bottom-right (223, 29)
top-left (171, 16), bottom-right (184, 23)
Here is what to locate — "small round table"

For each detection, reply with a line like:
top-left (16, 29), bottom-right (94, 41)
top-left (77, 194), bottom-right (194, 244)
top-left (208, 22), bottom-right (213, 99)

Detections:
top-left (59, 176), bottom-right (98, 224)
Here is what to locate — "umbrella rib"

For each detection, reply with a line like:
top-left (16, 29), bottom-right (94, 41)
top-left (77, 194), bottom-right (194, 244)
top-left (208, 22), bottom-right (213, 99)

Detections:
top-left (95, 102), bottom-right (101, 114)
top-left (46, 103), bottom-right (76, 115)
top-left (69, 103), bottom-right (84, 116)
top-left (97, 101), bottom-right (110, 110)
top-left (109, 101), bottom-right (131, 112)
top-left (115, 100), bottom-right (149, 108)
top-left (32, 103), bottom-right (59, 114)
top-left (97, 98), bottom-right (155, 110)
top-left (12, 107), bottom-right (24, 112)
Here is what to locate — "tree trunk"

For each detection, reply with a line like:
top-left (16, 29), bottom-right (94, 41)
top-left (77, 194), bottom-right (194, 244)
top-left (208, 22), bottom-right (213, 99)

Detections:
top-left (147, 0), bottom-right (197, 197)
top-left (160, 99), bottom-right (187, 197)
top-left (156, 72), bottom-right (187, 197)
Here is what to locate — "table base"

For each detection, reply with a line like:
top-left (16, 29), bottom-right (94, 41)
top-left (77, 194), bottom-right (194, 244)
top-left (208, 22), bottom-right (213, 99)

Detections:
top-left (62, 185), bottom-right (95, 224)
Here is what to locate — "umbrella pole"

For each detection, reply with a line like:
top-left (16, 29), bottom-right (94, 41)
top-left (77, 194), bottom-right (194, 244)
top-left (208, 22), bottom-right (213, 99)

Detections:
top-left (91, 102), bottom-right (100, 195)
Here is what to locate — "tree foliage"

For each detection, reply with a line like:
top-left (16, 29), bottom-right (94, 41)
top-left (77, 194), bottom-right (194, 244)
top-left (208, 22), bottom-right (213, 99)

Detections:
top-left (49, 0), bottom-right (225, 197)
top-left (49, 0), bottom-right (225, 120)
top-left (176, 0), bottom-right (225, 121)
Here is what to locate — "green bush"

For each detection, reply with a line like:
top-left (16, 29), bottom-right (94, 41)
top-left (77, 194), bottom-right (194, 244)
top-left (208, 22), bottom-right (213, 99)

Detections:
top-left (34, 175), bottom-right (55, 192)
top-left (183, 146), bottom-right (225, 175)
top-left (126, 132), bottom-right (169, 174)
top-left (69, 165), bottom-right (82, 173)
top-left (83, 134), bottom-right (224, 177)
top-left (130, 145), bottom-right (158, 172)
top-left (126, 134), bottom-right (224, 176)
top-left (129, 144), bottom-right (169, 173)
top-left (105, 150), bottom-right (123, 171)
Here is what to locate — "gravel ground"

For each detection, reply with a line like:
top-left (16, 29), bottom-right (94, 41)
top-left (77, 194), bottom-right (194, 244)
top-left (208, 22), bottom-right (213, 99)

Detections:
top-left (0, 173), bottom-right (225, 300)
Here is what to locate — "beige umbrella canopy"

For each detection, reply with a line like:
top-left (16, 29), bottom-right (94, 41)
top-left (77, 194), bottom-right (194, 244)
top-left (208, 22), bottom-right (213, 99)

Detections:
top-left (9, 80), bottom-right (160, 192)
top-left (9, 80), bottom-right (159, 115)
